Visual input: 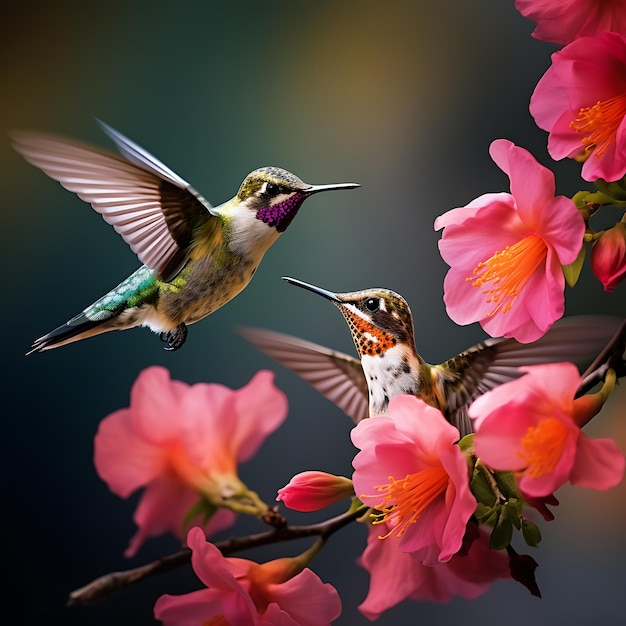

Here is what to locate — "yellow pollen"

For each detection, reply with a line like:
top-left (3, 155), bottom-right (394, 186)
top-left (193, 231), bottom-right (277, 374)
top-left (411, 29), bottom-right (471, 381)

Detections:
top-left (467, 234), bottom-right (547, 316)
top-left (570, 94), bottom-right (626, 160)
top-left (365, 465), bottom-right (448, 538)
top-left (518, 417), bottom-right (570, 478)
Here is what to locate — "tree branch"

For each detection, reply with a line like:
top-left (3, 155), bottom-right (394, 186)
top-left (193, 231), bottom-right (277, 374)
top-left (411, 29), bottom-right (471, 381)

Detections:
top-left (67, 505), bottom-right (367, 607)
top-left (577, 318), bottom-right (626, 396)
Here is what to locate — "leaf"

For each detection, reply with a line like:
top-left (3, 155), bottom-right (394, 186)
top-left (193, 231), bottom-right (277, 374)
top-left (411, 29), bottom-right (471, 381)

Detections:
top-left (475, 503), bottom-right (499, 526)
top-left (181, 498), bottom-right (216, 533)
top-left (490, 514), bottom-right (513, 550)
top-left (508, 549), bottom-right (542, 598)
top-left (471, 466), bottom-right (497, 507)
top-left (563, 244), bottom-right (586, 288)
top-left (521, 518), bottom-right (542, 547)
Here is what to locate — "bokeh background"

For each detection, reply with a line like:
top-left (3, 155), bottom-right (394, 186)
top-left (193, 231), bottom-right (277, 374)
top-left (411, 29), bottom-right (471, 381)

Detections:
top-left (2, 1), bottom-right (625, 624)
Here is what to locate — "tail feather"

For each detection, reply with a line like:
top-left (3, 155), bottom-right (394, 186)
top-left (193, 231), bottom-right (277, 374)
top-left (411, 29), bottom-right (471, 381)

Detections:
top-left (27, 314), bottom-right (114, 354)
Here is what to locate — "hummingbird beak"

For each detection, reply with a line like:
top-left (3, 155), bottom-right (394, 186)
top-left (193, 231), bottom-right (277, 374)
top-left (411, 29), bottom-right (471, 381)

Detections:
top-left (282, 277), bottom-right (342, 303)
top-left (304, 182), bottom-right (360, 195)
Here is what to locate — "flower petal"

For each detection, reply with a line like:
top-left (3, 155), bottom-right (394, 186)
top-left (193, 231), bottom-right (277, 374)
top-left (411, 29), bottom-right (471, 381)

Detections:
top-left (570, 434), bottom-right (626, 490)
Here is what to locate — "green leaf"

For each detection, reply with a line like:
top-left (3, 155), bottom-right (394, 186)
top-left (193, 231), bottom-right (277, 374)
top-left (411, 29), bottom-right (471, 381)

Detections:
top-left (493, 470), bottom-right (521, 499)
top-left (490, 514), bottom-right (513, 550)
top-left (521, 518), bottom-right (542, 547)
top-left (563, 244), bottom-right (586, 288)
top-left (595, 178), bottom-right (626, 204)
top-left (475, 503), bottom-right (499, 526)
top-left (471, 466), bottom-right (496, 507)
top-left (457, 433), bottom-right (474, 453)
top-left (181, 498), bottom-right (217, 533)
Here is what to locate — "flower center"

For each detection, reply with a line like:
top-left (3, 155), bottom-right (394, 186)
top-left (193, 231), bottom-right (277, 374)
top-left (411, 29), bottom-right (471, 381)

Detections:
top-left (467, 234), bottom-right (547, 316)
top-left (367, 464), bottom-right (448, 538)
top-left (518, 417), bottom-right (570, 478)
top-left (570, 94), bottom-right (626, 160)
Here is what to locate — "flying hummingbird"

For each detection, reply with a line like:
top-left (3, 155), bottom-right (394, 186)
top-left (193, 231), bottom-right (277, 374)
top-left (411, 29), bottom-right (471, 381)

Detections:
top-left (239, 277), bottom-right (624, 436)
top-left (12, 121), bottom-right (359, 353)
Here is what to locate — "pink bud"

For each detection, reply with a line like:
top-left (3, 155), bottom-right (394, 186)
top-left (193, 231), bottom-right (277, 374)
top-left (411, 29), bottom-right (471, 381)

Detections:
top-left (590, 221), bottom-right (626, 292)
top-left (276, 471), bottom-right (353, 512)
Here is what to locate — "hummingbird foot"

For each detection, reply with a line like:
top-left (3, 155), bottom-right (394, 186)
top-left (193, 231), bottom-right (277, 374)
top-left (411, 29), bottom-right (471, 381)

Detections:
top-left (160, 323), bottom-right (188, 351)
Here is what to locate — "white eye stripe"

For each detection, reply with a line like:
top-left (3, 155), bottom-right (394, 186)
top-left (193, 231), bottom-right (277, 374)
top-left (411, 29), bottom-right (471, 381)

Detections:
top-left (345, 302), bottom-right (369, 322)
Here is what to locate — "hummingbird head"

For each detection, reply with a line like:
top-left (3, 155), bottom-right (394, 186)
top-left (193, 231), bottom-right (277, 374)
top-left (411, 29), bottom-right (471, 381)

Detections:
top-left (236, 167), bottom-right (359, 233)
top-left (283, 277), bottom-right (417, 359)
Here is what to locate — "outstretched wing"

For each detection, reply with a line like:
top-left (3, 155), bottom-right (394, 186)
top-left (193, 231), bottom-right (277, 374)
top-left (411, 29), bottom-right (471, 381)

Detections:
top-left (11, 120), bottom-right (216, 281)
top-left (238, 327), bottom-right (369, 424)
top-left (433, 315), bottom-right (626, 436)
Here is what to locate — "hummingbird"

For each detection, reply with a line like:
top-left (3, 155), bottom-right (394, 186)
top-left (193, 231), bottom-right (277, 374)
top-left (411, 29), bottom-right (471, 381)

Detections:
top-left (239, 277), bottom-right (624, 436)
top-left (11, 121), bottom-right (359, 353)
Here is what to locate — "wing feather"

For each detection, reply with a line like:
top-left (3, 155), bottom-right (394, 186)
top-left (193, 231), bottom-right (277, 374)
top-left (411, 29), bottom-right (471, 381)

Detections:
top-left (436, 314), bottom-right (625, 436)
top-left (238, 327), bottom-right (369, 424)
top-left (11, 123), bottom-right (215, 281)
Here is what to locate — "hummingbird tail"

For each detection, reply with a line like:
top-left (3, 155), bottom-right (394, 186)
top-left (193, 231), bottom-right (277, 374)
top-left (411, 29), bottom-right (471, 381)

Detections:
top-left (26, 315), bottom-right (118, 354)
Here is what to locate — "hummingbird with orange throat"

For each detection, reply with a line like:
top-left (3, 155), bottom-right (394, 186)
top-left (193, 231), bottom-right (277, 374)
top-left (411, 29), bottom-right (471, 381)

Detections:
top-left (240, 277), bottom-right (624, 436)
top-left (12, 121), bottom-right (359, 353)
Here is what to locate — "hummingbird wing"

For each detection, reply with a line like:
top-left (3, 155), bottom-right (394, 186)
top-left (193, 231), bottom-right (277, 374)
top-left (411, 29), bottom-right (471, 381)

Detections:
top-left (10, 121), bottom-right (216, 282)
top-left (433, 315), bottom-right (625, 436)
top-left (238, 327), bottom-right (369, 424)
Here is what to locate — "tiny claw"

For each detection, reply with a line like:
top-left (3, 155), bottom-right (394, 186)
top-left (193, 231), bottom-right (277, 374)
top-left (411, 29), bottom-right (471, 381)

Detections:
top-left (162, 323), bottom-right (188, 351)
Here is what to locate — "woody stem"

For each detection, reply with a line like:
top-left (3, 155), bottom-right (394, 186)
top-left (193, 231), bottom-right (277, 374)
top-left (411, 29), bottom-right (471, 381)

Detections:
top-left (67, 503), bottom-right (369, 607)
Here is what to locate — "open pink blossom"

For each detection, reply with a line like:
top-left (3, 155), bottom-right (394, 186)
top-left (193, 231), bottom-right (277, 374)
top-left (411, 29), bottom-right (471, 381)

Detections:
top-left (591, 220), bottom-right (626, 291)
top-left (530, 33), bottom-right (626, 182)
top-left (470, 363), bottom-right (625, 498)
top-left (94, 366), bottom-right (288, 557)
top-left (515, 0), bottom-right (626, 45)
top-left (435, 139), bottom-right (585, 343)
top-left (351, 395), bottom-right (475, 566)
top-left (154, 526), bottom-right (341, 625)
top-left (358, 522), bottom-right (509, 619)
top-left (277, 471), bottom-right (354, 512)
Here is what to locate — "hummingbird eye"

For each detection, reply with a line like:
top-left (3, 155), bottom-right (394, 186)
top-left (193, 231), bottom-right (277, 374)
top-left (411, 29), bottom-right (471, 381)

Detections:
top-left (264, 182), bottom-right (282, 197)
top-left (364, 298), bottom-right (380, 312)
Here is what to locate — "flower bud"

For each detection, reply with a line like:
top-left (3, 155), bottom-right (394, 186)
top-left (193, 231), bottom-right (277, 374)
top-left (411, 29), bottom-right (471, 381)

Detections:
top-left (590, 221), bottom-right (626, 292)
top-left (276, 471), bottom-right (353, 512)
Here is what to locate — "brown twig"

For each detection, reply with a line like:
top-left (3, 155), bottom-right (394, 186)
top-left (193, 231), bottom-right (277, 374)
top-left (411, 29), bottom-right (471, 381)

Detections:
top-left (67, 505), bottom-right (366, 606)
top-left (577, 318), bottom-right (626, 396)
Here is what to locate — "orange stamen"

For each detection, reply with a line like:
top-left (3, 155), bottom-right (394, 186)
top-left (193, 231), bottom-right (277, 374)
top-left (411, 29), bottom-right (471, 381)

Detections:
top-left (467, 234), bottom-right (547, 316)
top-left (570, 94), bottom-right (626, 160)
top-left (518, 417), bottom-right (569, 478)
top-left (364, 465), bottom-right (448, 538)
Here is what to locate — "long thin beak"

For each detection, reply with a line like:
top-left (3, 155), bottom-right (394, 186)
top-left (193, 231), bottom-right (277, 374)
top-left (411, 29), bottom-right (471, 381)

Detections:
top-left (304, 182), bottom-right (360, 194)
top-left (282, 277), bottom-right (342, 302)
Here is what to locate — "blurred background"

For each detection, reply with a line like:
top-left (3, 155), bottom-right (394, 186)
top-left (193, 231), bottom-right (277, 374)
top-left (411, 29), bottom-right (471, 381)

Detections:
top-left (2, 1), bottom-right (625, 624)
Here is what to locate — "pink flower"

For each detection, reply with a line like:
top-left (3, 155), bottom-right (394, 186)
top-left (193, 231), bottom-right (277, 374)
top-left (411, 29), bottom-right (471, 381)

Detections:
top-left (515, 0), bottom-right (626, 45)
top-left (358, 522), bottom-right (509, 619)
top-left (434, 139), bottom-right (585, 343)
top-left (591, 220), bottom-right (626, 291)
top-left (471, 363), bottom-right (625, 498)
top-left (154, 526), bottom-right (341, 625)
top-left (351, 395), bottom-right (476, 566)
top-left (530, 33), bottom-right (626, 182)
top-left (94, 366), bottom-right (288, 557)
top-left (277, 471), bottom-right (354, 512)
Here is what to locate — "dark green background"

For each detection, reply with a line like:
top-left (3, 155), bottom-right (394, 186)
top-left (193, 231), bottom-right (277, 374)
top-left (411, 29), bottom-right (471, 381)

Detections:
top-left (2, 1), bottom-right (625, 624)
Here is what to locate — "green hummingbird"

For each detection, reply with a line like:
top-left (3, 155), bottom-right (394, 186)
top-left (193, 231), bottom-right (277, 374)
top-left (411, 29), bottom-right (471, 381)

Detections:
top-left (239, 277), bottom-right (624, 436)
top-left (12, 121), bottom-right (359, 353)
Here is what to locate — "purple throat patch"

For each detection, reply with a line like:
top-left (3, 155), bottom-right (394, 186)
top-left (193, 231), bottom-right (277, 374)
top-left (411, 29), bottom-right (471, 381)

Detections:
top-left (256, 193), bottom-right (306, 232)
